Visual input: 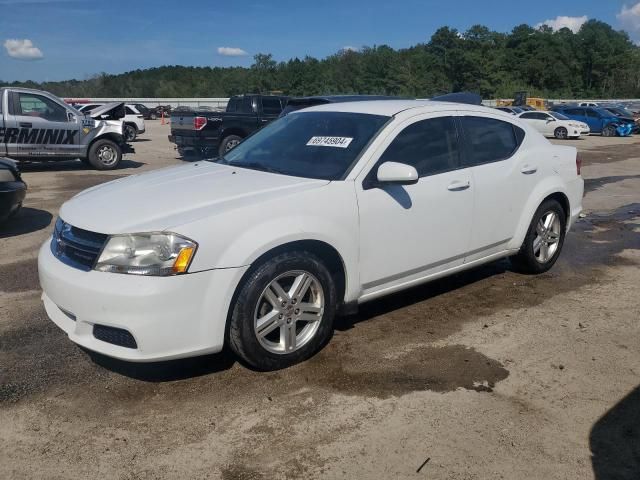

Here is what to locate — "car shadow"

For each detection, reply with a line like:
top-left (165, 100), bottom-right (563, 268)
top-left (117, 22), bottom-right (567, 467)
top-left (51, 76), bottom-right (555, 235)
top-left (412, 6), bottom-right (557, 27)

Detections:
top-left (335, 260), bottom-right (509, 331)
top-left (85, 347), bottom-right (237, 382)
top-left (590, 385), bottom-right (640, 479)
top-left (0, 207), bottom-right (52, 238)
top-left (17, 159), bottom-right (145, 172)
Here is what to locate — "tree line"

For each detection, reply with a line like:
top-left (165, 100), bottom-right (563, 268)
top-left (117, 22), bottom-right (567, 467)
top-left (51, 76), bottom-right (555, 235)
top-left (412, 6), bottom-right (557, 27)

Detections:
top-left (3, 20), bottom-right (640, 100)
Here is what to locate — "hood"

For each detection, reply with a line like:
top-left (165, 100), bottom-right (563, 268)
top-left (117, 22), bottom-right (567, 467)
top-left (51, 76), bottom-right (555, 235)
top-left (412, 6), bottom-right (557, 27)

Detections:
top-left (60, 162), bottom-right (329, 233)
top-left (88, 102), bottom-right (125, 120)
top-left (0, 156), bottom-right (18, 172)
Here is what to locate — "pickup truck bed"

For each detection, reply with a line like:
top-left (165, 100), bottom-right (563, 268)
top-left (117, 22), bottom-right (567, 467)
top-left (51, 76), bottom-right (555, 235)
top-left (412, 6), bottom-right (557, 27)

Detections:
top-left (169, 94), bottom-right (286, 158)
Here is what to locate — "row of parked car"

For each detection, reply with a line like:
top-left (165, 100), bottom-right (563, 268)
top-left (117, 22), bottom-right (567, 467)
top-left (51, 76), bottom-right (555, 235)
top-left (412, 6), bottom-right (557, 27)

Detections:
top-left (496, 102), bottom-right (640, 139)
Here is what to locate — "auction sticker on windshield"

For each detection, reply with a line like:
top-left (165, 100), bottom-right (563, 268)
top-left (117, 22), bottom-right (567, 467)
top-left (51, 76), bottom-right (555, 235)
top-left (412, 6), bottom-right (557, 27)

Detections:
top-left (306, 136), bottom-right (354, 148)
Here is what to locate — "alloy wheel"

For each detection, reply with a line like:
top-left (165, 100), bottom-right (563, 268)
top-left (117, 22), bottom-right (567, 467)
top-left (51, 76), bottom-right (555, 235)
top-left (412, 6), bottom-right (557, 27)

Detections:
top-left (254, 270), bottom-right (324, 354)
top-left (533, 211), bottom-right (561, 263)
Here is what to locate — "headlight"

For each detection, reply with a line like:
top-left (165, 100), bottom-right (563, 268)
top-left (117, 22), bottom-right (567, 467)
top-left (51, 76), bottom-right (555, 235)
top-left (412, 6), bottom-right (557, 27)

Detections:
top-left (94, 233), bottom-right (197, 276)
top-left (0, 169), bottom-right (16, 182)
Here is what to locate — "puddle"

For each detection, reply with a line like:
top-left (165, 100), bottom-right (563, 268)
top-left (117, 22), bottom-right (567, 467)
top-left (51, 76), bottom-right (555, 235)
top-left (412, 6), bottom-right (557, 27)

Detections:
top-left (297, 344), bottom-right (509, 398)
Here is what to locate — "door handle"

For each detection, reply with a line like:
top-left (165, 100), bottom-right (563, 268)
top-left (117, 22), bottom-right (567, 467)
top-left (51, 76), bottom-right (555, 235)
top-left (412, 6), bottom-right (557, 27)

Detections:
top-left (19, 122), bottom-right (32, 128)
top-left (447, 180), bottom-right (470, 191)
top-left (521, 165), bottom-right (538, 175)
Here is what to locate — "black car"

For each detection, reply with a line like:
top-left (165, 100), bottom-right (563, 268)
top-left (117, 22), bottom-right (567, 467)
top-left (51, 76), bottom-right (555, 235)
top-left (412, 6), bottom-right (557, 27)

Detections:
top-left (279, 92), bottom-right (480, 117)
top-left (0, 158), bottom-right (27, 224)
top-left (279, 95), bottom-right (406, 117)
top-left (132, 103), bottom-right (156, 120)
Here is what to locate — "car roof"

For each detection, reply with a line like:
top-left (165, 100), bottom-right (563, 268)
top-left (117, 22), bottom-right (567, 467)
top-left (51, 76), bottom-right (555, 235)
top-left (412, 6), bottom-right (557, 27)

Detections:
top-left (301, 100), bottom-right (494, 116)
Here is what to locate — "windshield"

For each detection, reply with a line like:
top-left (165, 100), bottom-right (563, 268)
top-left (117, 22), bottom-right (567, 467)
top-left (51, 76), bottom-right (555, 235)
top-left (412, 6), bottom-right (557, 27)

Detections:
top-left (213, 111), bottom-right (390, 180)
top-left (550, 112), bottom-right (570, 120)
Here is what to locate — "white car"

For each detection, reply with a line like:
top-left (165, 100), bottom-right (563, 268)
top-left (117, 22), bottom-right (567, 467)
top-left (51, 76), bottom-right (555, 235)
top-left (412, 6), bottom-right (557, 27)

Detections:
top-left (517, 110), bottom-right (590, 139)
top-left (77, 103), bottom-right (145, 142)
top-left (579, 102), bottom-right (599, 107)
top-left (38, 101), bottom-right (584, 370)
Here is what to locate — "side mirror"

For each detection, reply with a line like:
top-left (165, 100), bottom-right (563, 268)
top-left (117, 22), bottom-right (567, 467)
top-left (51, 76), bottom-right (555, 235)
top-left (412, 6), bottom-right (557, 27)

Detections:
top-left (67, 111), bottom-right (76, 122)
top-left (376, 162), bottom-right (419, 185)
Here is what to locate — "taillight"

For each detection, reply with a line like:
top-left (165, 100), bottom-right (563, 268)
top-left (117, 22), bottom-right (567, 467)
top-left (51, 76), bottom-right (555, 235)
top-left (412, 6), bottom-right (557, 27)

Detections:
top-left (193, 116), bottom-right (207, 130)
top-left (576, 154), bottom-right (582, 176)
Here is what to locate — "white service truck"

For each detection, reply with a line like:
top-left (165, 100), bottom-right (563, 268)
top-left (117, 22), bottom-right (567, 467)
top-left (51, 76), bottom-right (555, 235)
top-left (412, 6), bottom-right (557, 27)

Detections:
top-left (0, 87), bottom-right (133, 170)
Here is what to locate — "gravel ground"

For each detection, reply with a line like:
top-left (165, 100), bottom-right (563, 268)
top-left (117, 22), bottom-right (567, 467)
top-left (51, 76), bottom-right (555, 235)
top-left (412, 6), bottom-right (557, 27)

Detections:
top-left (0, 122), bottom-right (639, 480)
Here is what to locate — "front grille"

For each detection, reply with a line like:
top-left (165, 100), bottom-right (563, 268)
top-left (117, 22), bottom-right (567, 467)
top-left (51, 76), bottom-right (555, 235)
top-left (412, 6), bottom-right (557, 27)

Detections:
top-left (93, 324), bottom-right (138, 349)
top-left (51, 218), bottom-right (108, 271)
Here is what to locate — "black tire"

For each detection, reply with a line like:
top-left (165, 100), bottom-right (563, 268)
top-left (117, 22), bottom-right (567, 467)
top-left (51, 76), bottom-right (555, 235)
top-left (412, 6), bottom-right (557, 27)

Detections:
top-left (554, 127), bottom-right (568, 140)
top-left (511, 199), bottom-right (567, 274)
top-left (150, 113), bottom-right (158, 120)
top-left (218, 135), bottom-right (243, 157)
top-left (87, 139), bottom-right (122, 170)
top-left (123, 124), bottom-right (137, 142)
top-left (228, 250), bottom-right (337, 371)
top-left (602, 125), bottom-right (616, 137)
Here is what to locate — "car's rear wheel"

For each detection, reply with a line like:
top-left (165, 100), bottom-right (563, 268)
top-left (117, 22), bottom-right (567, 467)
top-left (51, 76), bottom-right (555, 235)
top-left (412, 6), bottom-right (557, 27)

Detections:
top-left (123, 124), bottom-right (137, 142)
top-left (228, 250), bottom-right (336, 371)
top-left (88, 139), bottom-right (122, 170)
top-left (554, 127), bottom-right (568, 139)
top-left (511, 199), bottom-right (566, 274)
top-left (602, 125), bottom-right (616, 137)
top-left (218, 135), bottom-right (243, 157)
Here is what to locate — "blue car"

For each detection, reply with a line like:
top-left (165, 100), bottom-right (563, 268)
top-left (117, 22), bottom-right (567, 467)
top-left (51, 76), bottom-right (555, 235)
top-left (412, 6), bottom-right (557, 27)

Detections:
top-left (551, 106), bottom-right (635, 137)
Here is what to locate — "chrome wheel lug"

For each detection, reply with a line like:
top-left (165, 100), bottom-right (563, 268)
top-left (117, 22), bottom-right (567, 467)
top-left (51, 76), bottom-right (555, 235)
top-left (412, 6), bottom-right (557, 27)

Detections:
top-left (294, 309), bottom-right (300, 315)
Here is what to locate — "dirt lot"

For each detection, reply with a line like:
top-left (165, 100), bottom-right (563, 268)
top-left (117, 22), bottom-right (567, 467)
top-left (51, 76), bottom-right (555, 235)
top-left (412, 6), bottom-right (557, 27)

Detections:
top-left (1, 122), bottom-right (639, 480)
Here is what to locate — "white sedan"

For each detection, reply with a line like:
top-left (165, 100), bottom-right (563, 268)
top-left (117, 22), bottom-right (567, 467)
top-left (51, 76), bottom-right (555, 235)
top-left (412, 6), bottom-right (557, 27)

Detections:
top-left (517, 110), bottom-right (590, 139)
top-left (38, 101), bottom-right (584, 370)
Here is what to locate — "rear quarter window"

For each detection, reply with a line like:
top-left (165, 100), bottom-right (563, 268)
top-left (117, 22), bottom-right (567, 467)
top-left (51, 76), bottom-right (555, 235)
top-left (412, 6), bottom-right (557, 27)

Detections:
top-left (460, 116), bottom-right (524, 166)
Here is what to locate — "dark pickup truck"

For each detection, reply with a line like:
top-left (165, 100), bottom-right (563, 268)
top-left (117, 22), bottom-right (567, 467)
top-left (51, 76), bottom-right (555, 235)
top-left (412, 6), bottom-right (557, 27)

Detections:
top-left (168, 94), bottom-right (287, 158)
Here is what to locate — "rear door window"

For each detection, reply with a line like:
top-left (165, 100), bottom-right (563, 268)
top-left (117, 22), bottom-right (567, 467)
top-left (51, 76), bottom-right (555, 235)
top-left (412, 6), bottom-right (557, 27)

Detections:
top-left (521, 112), bottom-right (547, 120)
top-left (564, 108), bottom-right (584, 116)
top-left (460, 116), bottom-right (522, 166)
top-left (378, 116), bottom-right (460, 177)
top-left (261, 97), bottom-right (283, 115)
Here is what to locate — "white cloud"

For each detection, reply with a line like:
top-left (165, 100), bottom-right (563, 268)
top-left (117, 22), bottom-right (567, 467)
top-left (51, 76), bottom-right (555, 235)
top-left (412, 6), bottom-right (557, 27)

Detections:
top-left (618, 3), bottom-right (640, 33)
top-left (217, 47), bottom-right (248, 57)
top-left (3, 38), bottom-right (43, 60)
top-left (535, 15), bottom-right (588, 33)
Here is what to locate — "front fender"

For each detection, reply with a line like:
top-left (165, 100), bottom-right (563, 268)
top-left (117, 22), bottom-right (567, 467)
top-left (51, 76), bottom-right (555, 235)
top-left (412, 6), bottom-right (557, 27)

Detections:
top-left (181, 182), bottom-right (361, 302)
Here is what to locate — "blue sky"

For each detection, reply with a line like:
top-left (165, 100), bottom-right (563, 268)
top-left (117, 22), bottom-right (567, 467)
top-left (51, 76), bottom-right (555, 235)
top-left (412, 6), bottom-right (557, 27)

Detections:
top-left (2, 0), bottom-right (640, 82)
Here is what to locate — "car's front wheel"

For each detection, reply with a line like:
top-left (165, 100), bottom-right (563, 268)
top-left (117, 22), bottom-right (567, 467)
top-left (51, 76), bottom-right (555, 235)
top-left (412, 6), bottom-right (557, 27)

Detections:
top-left (124, 124), bottom-right (137, 142)
top-left (511, 199), bottom-right (567, 274)
top-left (229, 250), bottom-right (337, 370)
top-left (87, 139), bottom-right (122, 170)
top-left (602, 125), bottom-right (616, 137)
top-left (554, 127), bottom-right (568, 139)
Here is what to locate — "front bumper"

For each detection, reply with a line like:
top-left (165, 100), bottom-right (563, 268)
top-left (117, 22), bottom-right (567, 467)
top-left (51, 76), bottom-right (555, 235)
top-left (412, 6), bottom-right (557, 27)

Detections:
top-left (38, 240), bottom-right (249, 362)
